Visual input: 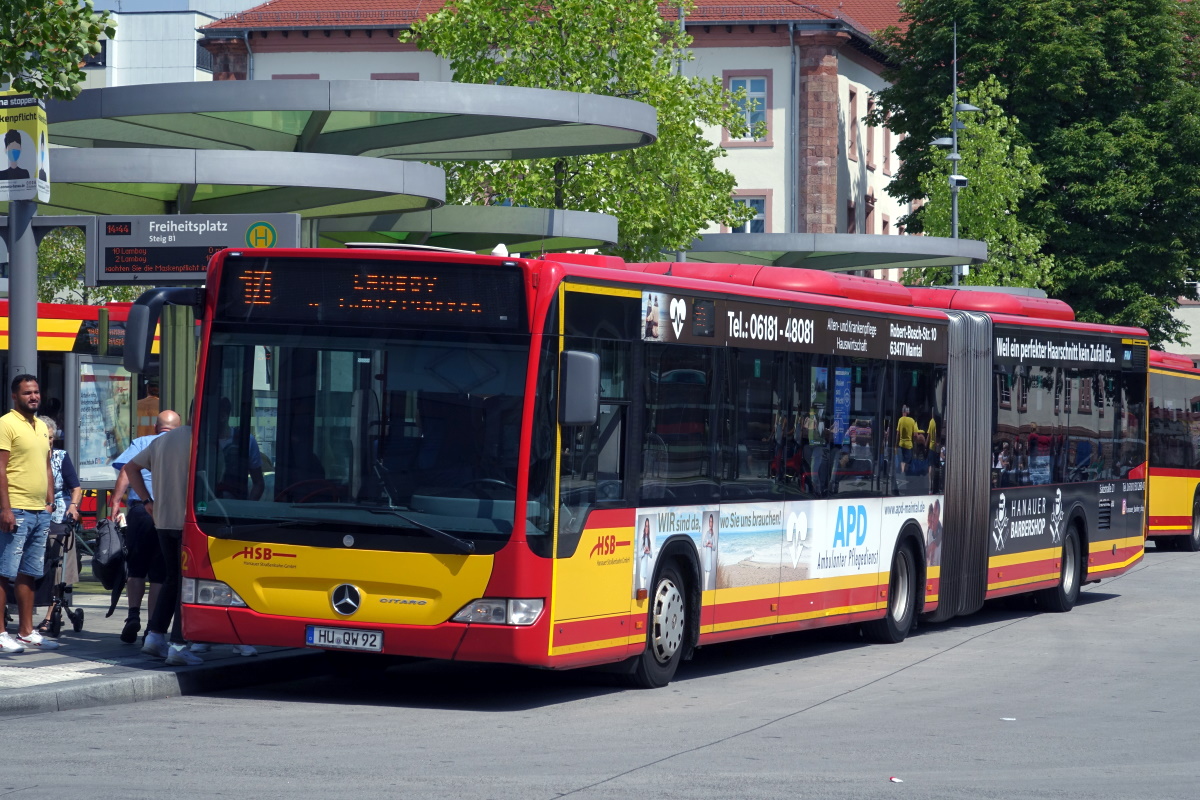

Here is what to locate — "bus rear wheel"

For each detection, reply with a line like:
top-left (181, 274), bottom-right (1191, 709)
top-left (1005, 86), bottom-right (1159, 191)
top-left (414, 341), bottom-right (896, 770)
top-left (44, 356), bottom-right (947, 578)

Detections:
top-left (626, 564), bottom-right (687, 689)
top-left (1186, 501), bottom-right (1200, 552)
top-left (863, 543), bottom-right (916, 644)
top-left (1039, 527), bottom-right (1081, 612)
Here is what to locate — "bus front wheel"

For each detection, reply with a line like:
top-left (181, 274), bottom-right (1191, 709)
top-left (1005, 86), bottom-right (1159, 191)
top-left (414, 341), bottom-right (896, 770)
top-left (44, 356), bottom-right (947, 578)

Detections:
top-left (626, 564), bottom-right (687, 689)
top-left (1039, 527), bottom-right (1081, 612)
top-left (863, 542), bottom-right (916, 644)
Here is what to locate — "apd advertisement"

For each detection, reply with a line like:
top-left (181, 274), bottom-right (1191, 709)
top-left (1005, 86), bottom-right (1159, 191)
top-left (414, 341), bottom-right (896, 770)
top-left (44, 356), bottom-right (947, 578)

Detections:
top-left (640, 291), bottom-right (947, 363)
top-left (634, 495), bottom-right (945, 595)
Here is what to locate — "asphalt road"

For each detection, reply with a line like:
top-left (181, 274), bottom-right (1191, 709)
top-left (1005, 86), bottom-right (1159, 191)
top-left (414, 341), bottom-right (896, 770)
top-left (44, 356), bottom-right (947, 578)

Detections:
top-left (5, 545), bottom-right (1199, 800)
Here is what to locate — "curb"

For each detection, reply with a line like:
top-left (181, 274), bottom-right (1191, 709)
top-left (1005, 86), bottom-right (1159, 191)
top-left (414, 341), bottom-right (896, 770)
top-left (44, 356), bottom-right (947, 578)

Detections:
top-left (1, 649), bottom-right (328, 717)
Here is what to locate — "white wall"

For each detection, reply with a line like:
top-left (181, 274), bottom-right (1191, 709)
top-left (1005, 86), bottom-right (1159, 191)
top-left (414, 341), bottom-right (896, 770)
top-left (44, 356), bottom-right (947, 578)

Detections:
top-left (688, 46), bottom-right (793, 234)
top-left (254, 50), bottom-right (448, 82)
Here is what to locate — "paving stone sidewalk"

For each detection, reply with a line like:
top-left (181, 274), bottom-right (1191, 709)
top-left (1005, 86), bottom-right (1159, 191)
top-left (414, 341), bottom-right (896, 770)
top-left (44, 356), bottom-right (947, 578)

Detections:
top-left (1, 592), bottom-right (324, 716)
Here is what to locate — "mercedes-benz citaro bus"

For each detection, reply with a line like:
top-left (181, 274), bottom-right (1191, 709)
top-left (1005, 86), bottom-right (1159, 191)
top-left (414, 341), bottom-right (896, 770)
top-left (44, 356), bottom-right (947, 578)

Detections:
top-left (122, 248), bottom-right (1148, 687)
top-left (1146, 349), bottom-right (1200, 550)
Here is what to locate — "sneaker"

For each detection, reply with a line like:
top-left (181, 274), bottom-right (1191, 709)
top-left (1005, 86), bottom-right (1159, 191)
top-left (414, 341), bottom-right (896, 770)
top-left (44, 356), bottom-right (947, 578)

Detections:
top-left (0, 631), bottom-right (25, 653)
top-left (165, 644), bottom-right (204, 666)
top-left (120, 613), bottom-right (142, 644)
top-left (142, 631), bottom-right (168, 658)
top-left (231, 645), bottom-right (258, 657)
top-left (189, 642), bottom-right (212, 653)
top-left (15, 630), bottom-right (60, 650)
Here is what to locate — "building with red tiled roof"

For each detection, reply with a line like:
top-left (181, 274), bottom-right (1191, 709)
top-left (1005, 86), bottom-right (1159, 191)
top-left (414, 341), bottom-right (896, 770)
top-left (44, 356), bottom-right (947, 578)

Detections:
top-left (200, 1), bottom-right (914, 274)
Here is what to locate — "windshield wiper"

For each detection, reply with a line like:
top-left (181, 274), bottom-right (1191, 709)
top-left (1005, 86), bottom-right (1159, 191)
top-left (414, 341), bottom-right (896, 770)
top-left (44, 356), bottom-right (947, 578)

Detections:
top-left (290, 503), bottom-right (476, 555)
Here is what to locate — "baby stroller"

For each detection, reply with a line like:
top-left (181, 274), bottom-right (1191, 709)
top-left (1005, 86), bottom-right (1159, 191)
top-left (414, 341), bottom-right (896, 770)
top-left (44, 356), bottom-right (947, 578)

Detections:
top-left (34, 518), bottom-right (86, 637)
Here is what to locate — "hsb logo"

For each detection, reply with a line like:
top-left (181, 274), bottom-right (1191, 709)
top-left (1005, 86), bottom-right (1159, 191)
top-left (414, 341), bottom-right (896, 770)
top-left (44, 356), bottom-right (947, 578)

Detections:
top-left (232, 546), bottom-right (294, 561)
top-left (589, 535), bottom-right (618, 558)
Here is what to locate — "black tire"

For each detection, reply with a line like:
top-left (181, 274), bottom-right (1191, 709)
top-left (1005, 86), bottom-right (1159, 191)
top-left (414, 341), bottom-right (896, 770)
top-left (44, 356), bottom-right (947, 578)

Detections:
top-left (48, 610), bottom-right (63, 638)
top-left (625, 564), bottom-right (688, 689)
top-left (70, 608), bottom-right (85, 633)
top-left (1186, 501), bottom-right (1200, 552)
top-left (863, 543), bottom-right (917, 644)
top-left (1039, 527), bottom-right (1081, 612)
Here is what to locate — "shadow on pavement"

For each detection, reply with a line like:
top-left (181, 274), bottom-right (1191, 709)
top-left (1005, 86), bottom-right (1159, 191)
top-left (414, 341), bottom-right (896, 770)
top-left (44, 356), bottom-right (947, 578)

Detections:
top-left (212, 589), bottom-right (1121, 711)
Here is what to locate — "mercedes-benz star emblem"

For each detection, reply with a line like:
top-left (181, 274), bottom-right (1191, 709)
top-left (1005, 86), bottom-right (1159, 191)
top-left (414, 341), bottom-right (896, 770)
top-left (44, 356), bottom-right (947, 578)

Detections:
top-left (332, 584), bottom-right (361, 616)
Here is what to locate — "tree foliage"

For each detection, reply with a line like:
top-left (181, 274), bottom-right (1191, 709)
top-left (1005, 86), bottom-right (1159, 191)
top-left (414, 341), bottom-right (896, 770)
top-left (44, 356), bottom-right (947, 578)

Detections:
top-left (874, 0), bottom-right (1200, 345)
top-left (403, 0), bottom-right (755, 260)
top-left (897, 76), bottom-right (1053, 287)
top-left (37, 226), bottom-right (138, 305)
top-left (1, 0), bottom-right (114, 99)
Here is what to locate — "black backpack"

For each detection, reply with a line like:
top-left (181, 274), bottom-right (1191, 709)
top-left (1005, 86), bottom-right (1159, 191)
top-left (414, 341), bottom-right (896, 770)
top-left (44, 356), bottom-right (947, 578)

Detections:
top-left (90, 518), bottom-right (127, 617)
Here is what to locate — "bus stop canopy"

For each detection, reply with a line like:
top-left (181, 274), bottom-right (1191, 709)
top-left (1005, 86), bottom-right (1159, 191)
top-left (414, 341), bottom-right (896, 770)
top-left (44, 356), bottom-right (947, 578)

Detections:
top-left (684, 232), bottom-right (988, 272)
top-left (316, 206), bottom-right (618, 253)
top-left (2, 148), bottom-right (445, 218)
top-left (48, 80), bottom-right (657, 161)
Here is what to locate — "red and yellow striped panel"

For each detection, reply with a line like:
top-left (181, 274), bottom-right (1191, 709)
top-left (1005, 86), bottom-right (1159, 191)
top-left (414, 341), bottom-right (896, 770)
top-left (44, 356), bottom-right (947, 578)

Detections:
top-left (1148, 468), bottom-right (1199, 535)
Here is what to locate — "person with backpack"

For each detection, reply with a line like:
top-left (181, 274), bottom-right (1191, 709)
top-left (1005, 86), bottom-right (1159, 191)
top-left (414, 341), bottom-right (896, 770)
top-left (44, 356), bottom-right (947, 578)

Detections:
top-left (108, 409), bottom-right (180, 644)
top-left (121, 422), bottom-right (200, 665)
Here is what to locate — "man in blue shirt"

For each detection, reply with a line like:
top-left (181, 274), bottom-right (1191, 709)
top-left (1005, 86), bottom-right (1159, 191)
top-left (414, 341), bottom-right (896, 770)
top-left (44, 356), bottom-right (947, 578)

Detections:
top-left (110, 409), bottom-right (180, 644)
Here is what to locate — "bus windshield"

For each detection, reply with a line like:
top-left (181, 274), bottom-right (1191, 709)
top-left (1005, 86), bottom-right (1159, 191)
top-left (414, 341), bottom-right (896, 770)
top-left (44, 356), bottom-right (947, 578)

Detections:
top-left (192, 325), bottom-right (530, 549)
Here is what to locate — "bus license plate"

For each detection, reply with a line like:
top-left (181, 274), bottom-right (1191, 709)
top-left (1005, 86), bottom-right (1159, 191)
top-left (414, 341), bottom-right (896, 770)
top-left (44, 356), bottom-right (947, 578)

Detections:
top-left (306, 625), bottom-right (383, 652)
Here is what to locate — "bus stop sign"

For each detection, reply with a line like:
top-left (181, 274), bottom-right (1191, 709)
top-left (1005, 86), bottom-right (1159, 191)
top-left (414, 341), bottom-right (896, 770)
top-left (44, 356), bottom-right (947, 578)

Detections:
top-left (88, 213), bottom-right (300, 286)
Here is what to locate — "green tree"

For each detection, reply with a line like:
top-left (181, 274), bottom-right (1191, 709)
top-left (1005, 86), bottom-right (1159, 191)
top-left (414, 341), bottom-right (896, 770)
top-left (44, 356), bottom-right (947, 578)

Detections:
top-left (874, 0), bottom-right (1200, 345)
top-left (403, 0), bottom-right (755, 260)
top-left (1, 0), bottom-right (115, 99)
top-left (37, 226), bottom-right (138, 305)
top-left (899, 76), bottom-right (1054, 287)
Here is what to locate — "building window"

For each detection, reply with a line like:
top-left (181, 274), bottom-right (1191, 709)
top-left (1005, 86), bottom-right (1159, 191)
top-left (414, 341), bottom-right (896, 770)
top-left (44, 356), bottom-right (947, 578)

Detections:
top-left (865, 192), bottom-right (876, 234)
top-left (272, 74), bottom-right (320, 80)
top-left (723, 71), bottom-right (772, 147)
top-left (846, 201), bottom-right (857, 233)
top-left (371, 73), bottom-right (419, 81)
top-left (847, 88), bottom-right (858, 161)
top-left (883, 118), bottom-right (892, 175)
top-left (732, 196), bottom-right (767, 233)
top-left (882, 215), bottom-right (890, 236)
top-left (866, 97), bottom-right (876, 170)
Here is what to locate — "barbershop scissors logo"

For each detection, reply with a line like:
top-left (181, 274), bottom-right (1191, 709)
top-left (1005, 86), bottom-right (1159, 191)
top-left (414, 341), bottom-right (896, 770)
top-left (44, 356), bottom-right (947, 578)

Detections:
top-left (992, 493), bottom-right (1009, 552)
top-left (669, 298), bottom-right (687, 338)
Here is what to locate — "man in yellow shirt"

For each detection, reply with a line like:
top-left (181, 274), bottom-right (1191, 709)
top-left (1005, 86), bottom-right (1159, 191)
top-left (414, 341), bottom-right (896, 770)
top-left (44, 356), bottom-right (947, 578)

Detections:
top-left (895, 405), bottom-right (919, 475)
top-left (0, 375), bottom-right (58, 652)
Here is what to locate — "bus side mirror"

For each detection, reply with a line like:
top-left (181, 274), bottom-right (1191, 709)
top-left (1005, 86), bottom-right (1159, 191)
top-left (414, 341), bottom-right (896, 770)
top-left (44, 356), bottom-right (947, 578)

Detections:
top-left (124, 287), bottom-right (204, 374)
top-left (560, 350), bottom-right (600, 427)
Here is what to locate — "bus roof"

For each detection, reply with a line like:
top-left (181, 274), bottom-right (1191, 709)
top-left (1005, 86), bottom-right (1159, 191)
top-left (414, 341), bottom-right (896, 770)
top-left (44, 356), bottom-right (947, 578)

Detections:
top-left (1150, 349), bottom-right (1199, 373)
top-left (541, 255), bottom-right (946, 320)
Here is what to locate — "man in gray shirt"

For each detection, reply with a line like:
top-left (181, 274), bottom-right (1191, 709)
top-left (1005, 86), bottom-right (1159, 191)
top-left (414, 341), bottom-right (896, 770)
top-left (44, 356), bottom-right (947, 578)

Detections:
top-left (123, 425), bottom-right (201, 665)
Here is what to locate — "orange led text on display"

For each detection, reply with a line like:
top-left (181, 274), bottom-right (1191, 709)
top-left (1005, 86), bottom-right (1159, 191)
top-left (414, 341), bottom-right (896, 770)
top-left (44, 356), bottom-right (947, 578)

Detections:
top-left (337, 273), bottom-right (483, 314)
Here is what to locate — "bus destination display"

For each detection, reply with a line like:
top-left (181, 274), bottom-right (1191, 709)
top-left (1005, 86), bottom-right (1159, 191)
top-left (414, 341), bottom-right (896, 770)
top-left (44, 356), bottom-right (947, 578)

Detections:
top-left (217, 257), bottom-right (525, 332)
top-left (104, 244), bottom-right (225, 277)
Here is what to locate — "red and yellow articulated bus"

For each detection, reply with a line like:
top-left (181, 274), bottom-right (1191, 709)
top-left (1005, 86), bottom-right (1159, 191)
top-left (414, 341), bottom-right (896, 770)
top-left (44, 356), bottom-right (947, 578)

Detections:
top-left (124, 249), bottom-right (1148, 687)
top-left (0, 300), bottom-right (133, 398)
top-left (1146, 349), bottom-right (1200, 551)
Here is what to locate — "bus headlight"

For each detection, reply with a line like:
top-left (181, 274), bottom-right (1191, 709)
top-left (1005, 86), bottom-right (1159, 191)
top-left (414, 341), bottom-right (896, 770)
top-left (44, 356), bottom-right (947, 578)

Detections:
top-left (182, 577), bottom-right (248, 608)
top-left (452, 598), bottom-right (544, 626)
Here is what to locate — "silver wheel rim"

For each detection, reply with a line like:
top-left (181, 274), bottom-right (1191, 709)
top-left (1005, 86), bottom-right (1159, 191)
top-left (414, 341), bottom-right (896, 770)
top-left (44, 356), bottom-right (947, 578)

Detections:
top-left (1192, 511), bottom-right (1200, 548)
top-left (890, 550), bottom-right (911, 623)
top-left (1062, 536), bottom-right (1078, 596)
top-left (650, 577), bottom-right (685, 664)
